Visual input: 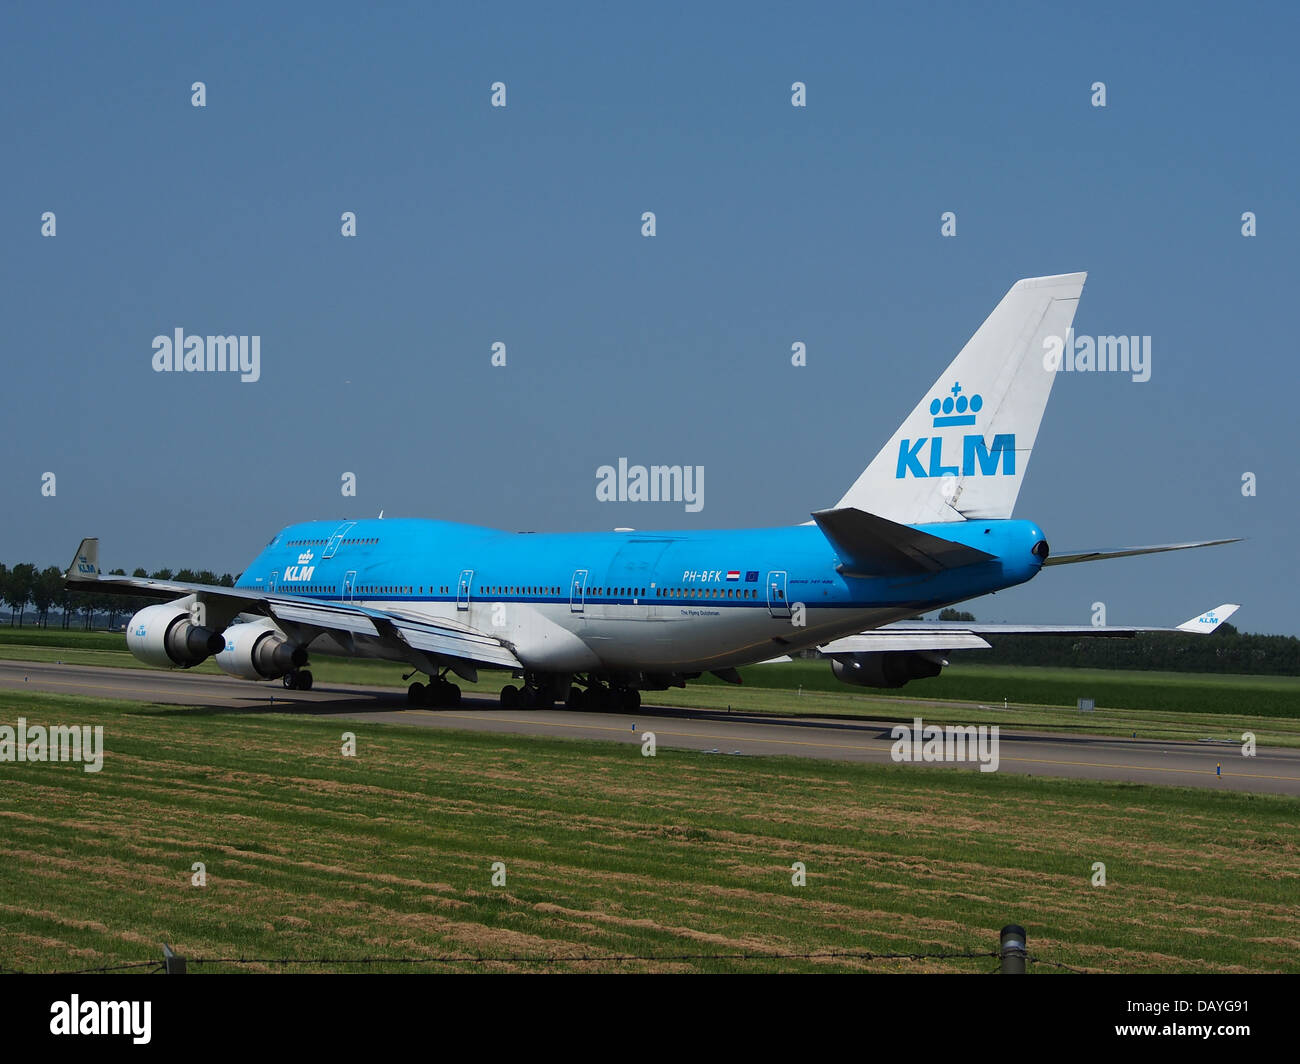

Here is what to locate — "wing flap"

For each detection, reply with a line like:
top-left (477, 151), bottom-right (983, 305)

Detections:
top-left (820, 631), bottom-right (992, 654)
top-left (385, 618), bottom-right (522, 670)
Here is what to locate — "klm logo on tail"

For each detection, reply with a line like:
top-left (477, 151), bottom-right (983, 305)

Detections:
top-left (895, 383), bottom-right (1016, 480)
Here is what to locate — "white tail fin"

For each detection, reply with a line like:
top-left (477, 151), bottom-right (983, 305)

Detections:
top-left (66, 537), bottom-right (100, 581)
top-left (836, 272), bottom-right (1086, 523)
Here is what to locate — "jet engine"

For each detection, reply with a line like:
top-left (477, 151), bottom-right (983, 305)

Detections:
top-left (830, 651), bottom-right (945, 689)
top-left (126, 603), bottom-right (225, 668)
top-left (215, 617), bottom-right (307, 681)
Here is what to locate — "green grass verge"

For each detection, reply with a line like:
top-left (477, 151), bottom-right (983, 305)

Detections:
top-left (0, 690), bottom-right (1296, 973)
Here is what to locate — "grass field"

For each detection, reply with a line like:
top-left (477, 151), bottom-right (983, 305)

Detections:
top-left (0, 689), bottom-right (1297, 974)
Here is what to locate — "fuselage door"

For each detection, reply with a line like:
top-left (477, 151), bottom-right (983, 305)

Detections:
top-left (269, 570), bottom-right (278, 593)
top-left (570, 569), bottom-right (588, 613)
top-left (456, 569), bottom-right (474, 611)
top-left (766, 570), bottom-right (790, 618)
top-left (342, 570), bottom-right (356, 602)
top-left (322, 521), bottom-right (357, 560)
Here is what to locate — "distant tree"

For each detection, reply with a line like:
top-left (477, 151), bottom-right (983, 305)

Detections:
top-left (219, 573), bottom-right (235, 587)
top-left (151, 568), bottom-right (173, 581)
top-left (938, 608), bottom-right (976, 622)
top-left (0, 562), bottom-right (8, 620)
top-left (6, 563), bottom-right (36, 627)
top-left (31, 567), bottom-right (63, 627)
top-left (132, 567), bottom-right (148, 579)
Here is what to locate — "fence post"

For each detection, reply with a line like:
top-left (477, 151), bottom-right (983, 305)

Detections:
top-left (162, 944), bottom-right (187, 974)
top-left (999, 924), bottom-right (1027, 974)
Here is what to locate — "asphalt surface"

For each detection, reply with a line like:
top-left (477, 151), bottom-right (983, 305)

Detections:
top-left (3, 659), bottom-right (1297, 795)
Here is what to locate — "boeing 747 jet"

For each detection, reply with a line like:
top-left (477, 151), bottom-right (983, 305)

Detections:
top-left (66, 273), bottom-right (1239, 710)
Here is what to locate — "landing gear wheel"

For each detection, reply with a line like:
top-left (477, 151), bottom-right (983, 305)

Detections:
top-left (566, 686), bottom-right (584, 709)
top-left (408, 681), bottom-right (427, 706)
top-left (621, 688), bottom-right (640, 711)
top-left (519, 686), bottom-right (538, 709)
top-left (282, 670), bottom-right (313, 691)
top-left (444, 682), bottom-right (461, 707)
top-left (500, 685), bottom-right (519, 709)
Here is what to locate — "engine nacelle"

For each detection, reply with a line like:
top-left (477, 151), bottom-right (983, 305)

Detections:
top-left (126, 603), bottom-right (225, 668)
top-left (831, 651), bottom-right (945, 689)
top-left (216, 618), bottom-right (307, 681)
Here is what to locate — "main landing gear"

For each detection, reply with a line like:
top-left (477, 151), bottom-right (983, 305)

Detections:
top-left (561, 681), bottom-right (639, 712)
top-left (406, 675), bottom-right (461, 707)
top-left (282, 669), bottom-right (314, 691)
top-left (577, 681), bottom-right (642, 707)
top-left (493, 673), bottom-right (642, 712)
top-left (498, 684), bottom-right (555, 709)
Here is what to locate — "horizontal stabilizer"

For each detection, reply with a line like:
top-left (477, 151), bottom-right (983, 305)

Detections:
top-left (1044, 539), bottom-right (1241, 567)
top-left (812, 507), bottom-right (996, 577)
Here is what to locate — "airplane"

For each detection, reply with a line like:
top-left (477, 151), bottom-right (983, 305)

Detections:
top-left (65, 272), bottom-right (1240, 711)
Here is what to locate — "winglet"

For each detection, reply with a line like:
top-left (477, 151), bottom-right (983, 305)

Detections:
top-left (1176, 604), bottom-right (1240, 634)
top-left (65, 538), bottom-right (100, 581)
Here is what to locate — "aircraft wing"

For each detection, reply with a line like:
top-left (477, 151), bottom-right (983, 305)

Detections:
top-left (818, 604), bottom-right (1240, 656)
top-left (64, 538), bottom-right (521, 676)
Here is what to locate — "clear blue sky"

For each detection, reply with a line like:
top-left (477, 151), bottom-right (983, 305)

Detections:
top-left (2, 2), bottom-right (1296, 633)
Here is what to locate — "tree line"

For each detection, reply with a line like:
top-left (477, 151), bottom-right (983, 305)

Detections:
top-left (951, 625), bottom-right (1300, 677)
top-left (0, 562), bottom-right (236, 630)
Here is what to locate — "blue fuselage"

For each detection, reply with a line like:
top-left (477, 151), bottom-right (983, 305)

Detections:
top-left (234, 517), bottom-right (1047, 673)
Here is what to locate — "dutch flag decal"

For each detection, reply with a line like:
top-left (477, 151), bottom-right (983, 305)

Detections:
top-left (726, 570), bottom-right (740, 581)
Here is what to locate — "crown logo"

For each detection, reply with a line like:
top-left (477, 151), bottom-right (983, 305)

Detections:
top-left (297, 550), bottom-right (315, 565)
top-left (929, 381), bottom-right (983, 427)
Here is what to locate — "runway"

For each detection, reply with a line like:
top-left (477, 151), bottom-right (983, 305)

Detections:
top-left (3, 659), bottom-right (1298, 795)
